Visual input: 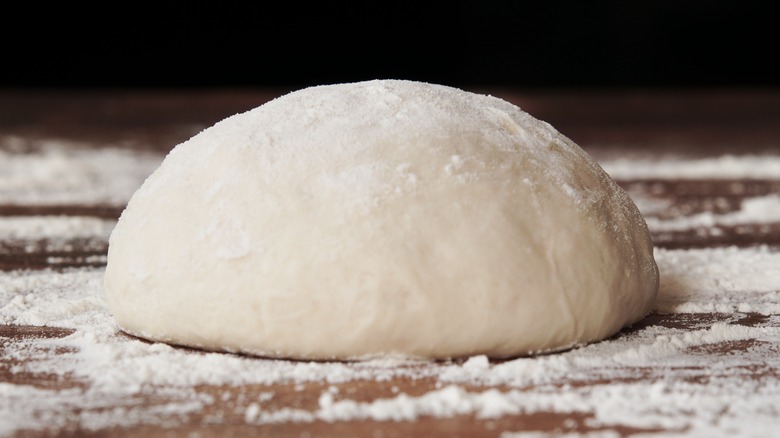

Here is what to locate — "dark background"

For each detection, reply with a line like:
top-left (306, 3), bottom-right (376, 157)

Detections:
top-left (2, 1), bottom-right (776, 91)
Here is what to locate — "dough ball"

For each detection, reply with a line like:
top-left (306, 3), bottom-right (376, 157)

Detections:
top-left (104, 79), bottom-right (658, 360)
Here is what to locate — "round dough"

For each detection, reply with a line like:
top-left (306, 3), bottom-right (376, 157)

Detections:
top-left (104, 79), bottom-right (658, 360)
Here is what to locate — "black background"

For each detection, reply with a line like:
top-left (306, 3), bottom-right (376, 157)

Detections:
top-left (2, 1), bottom-right (776, 91)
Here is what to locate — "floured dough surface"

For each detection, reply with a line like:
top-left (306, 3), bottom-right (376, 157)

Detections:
top-left (104, 79), bottom-right (658, 360)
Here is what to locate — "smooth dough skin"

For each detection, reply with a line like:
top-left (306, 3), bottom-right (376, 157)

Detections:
top-left (104, 79), bottom-right (659, 360)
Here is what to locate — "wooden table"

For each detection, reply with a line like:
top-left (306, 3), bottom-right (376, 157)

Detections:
top-left (2, 86), bottom-right (780, 437)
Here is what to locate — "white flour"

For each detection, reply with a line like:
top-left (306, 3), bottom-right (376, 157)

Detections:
top-left (0, 136), bottom-right (161, 205)
top-left (600, 154), bottom-right (780, 179)
top-left (2, 141), bottom-right (780, 436)
top-left (0, 216), bottom-right (115, 241)
top-left (644, 194), bottom-right (780, 231)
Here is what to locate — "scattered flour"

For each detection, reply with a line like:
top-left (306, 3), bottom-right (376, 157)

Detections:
top-left (600, 154), bottom-right (780, 180)
top-left (0, 136), bottom-right (162, 205)
top-left (655, 245), bottom-right (780, 313)
top-left (643, 194), bottom-right (780, 231)
top-left (0, 216), bottom-right (116, 241)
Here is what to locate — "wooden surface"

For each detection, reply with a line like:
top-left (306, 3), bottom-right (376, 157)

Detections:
top-left (2, 87), bottom-right (780, 437)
